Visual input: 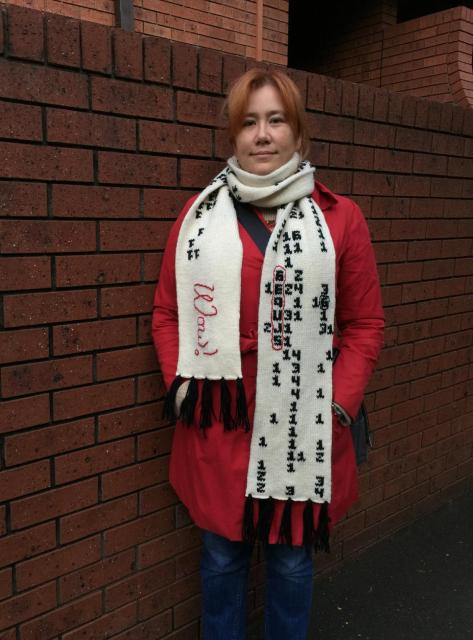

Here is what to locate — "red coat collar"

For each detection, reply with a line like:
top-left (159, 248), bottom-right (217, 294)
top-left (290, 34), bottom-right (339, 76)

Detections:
top-left (313, 180), bottom-right (339, 212)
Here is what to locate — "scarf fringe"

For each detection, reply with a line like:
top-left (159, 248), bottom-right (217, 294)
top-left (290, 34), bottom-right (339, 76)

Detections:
top-left (163, 377), bottom-right (250, 432)
top-left (220, 378), bottom-right (235, 431)
top-left (163, 375), bottom-right (182, 422)
top-left (256, 497), bottom-right (275, 543)
top-left (242, 496), bottom-right (331, 553)
top-left (179, 377), bottom-right (199, 426)
top-left (200, 378), bottom-right (213, 431)
top-left (235, 378), bottom-right (251, 432)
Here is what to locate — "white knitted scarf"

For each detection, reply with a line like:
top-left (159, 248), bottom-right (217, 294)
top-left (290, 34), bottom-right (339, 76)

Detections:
top-left (168, 153), bottom-right (336, 546)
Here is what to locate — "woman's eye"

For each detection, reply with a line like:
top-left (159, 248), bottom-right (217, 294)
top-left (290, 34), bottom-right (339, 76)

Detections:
top-left (270, 116), bottom-right (284, 124)
top-left (243, 120), bottom-right (255, 127)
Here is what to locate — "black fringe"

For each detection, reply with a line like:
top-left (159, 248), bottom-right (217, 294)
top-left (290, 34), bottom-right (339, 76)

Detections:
top-left (162, 375), bottom-right (182, 422)
top-left (242, 494), bottom-right (256, 543)
top-left (256, 497), bottom-right (275, 543)
top-left (314, 501), bottom-right (330, 553)
top-left (199, 378), bottom-right (213, 431)
top-left (278, 498), bottom-right (293, 547)
top-left (302, 500), bottom-right (314, 549)
top-left (179, 377), bottom-right (198, 426)
top-left (220, 378), bottom-right (234, 431)
top-left (235, 378), bottom-right (251, 432)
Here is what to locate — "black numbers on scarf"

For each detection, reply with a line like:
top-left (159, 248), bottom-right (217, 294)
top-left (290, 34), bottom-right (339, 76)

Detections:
top-left (259, 436), bottom-right (268, 447)
top-left (314, 475), bottom-right (325, 498)
top-left (257, 459), bottom-right (267, 493)
top-left (316, 439), bottom-right (325, 463)
top-left (285, 485), bottom-right (295, 496)
top-left (270, 413), bottom-right (279, 424)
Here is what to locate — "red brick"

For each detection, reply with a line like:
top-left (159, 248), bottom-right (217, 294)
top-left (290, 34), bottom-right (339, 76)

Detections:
top-left (341, 82), bottom-right (359, 117)
top-left (139, 525), bottom-right (200, 569)
top-left (323, 76), bottom-right (342, 115)
top-left (394, 175), bottom-right (431, 197)
top-left (199, 48), bottom-right (223, 94)
top-left (139, 121), bottom-right (212, 156)
top-left (20, 591), bottom-right (102, 640)
top-left (0, 256), bottom-right (51, 290)
top-left (395, 127), bottom-right (431, 152)
top-left (306, 111), bottom-right (353, 143)
top-left (137, 373), bottom-right (165, 403)
top-left (223, 54), bottom-right (246, 93)
top-left (100, 220), bottom-right (172, 251)
top-left (0, 582), bottom-right (56, 632)
top-left (53, 379), bottom-right (134, 421)
top-left (180, 159), bottom-right (223, 188)
top-left (92, 77), bottom-right (173, 119)
top-left (144, 36), bottom-right (170, 84)
top-left (172, 42), bottom-right (197, 89)
top-left (329, 143), bottom-right (374, 171)
top-left (1, 220), bottom-right (95, 254)
top-left (46, 13), bottom-right (80, 68)
top-left (0, 59), bottom-right (88, 108)
top-left (4, 290), bottom-right (97, 328)
top-left (55, 438), bottom-right (135, 484)
top-left (60, 549), bottom-right (135, 604)
top-left (0, 460), bottom-right (49, 502)
top-left (98, 402), bottom-right (165, 442)
top-left (143, 189), bottom-right (193, 218)
top-left (104, 561), bottom-right (174, 611)
top-left (96, 345), bottom-right (157, 381)
top-left (2, 355), bottom-right (92, 398)
top-left (0, 522), bottom-right (55, 569)
top-left (306, 73), bottom-right (326, 111)
top-left (5, 417), bottom-right (94, 466)
top-left (60, 495), bottom-right (137, 544)
top-left (0, 101), bottom-right (42, 141)
top-left (386, 262), bottom-right (423, 284)
top-left (352, 172), bottom-right (395, 196)
top-left (177, 91), bottom-right (224, 126)
top-left (139, 483), bottom-right (178, 516)
top-left (138, 314), bottom-right (152, 344)
top-left (138, 571), bottom-right (199, 621)
top-left (413, 153), bottom-right (448, 175)
top-left (430, 131), bottom-right (464, 156)
top-left (98, 151), bottom-right (176, 186)
top-left (104, 507), bottom-right (174, 556)
top-left (101, 284), bottom-right (155, 317)
top-left (0, 10), bottom-right (3, 55)
top-left (137, 427), bottom-right (173, 460)
top-left (53, 318), bottom-right (136, 356)
top-left (174, 593), bottom-right (201, 628)
top-left (114, 30), bottom-right (143, 80)
top-left (56, 254), bottom-right (141, 287)
top-left (62, 602), bottom-right (137, 640)
top-left (81, 21), bottom-right (112, 74)
top-left (0, 394), bottom-right (50, 435)
top-left (101, 457), bottom-right (169, 500)
top-left (0, 142), bottom-right (92, 181)
top-left (16, 536), bottom-right (101, 591)
top-left (7, 5), bottom-right (44, 61)
top-left (417, 298), bottom-right (449, 321)
top-left (52, 184), bottom-right (140, 218)
top-left (448, 156), bottom-right (473, 178)
top-left (431, 177), bottom-right (464, 198)
top-left (10, 478), bottom-right (98, 530)
top-left (47, 108), bottom-right (136, 149)
top-left (374, 148), bottom-right (413, 173)
top-left (354, 120), bottom-right (395, 148)
top-left (0, 327), bottom-right (48, 365)
top-left (440, 238), bottom-right (471, 259)
top-left (0, 568), bottom-right (12, 600)
top-left (0, 182), bottom-right (47, 217)
top-left (143, 253), bottom-right (163, 281)
top-left (407, 239), bottom-right (441, 261)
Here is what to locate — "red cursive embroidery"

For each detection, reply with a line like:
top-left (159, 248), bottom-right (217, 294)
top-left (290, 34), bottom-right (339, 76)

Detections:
top-left (193, 283), bottom-right (218, 356)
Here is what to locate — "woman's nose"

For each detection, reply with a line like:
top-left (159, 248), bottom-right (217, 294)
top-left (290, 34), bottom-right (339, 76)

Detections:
top-left (255, 121), bottom-right (270, 141)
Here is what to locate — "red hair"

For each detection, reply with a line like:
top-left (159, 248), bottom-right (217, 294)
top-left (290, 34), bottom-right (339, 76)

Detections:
top-left (224, 68), bottom-right (309, 158)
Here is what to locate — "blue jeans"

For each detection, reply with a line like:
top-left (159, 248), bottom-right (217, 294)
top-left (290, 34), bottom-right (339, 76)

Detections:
top-left (200, 530), bottom-right (314, 640)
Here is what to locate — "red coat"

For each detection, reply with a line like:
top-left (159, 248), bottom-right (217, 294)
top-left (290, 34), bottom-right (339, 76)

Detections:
top-left (152, 181), bottom-right (384, 546)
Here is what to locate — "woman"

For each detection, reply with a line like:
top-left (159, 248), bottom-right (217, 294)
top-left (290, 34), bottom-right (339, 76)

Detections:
top-left (152, 68), bottom-right (384, 640)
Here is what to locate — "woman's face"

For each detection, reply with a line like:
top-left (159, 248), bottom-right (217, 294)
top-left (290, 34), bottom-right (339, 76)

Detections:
top-left (233, 84), bottom-right (301, 176)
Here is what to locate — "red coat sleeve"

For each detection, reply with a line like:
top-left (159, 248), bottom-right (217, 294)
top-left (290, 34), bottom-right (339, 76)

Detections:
top-left (332, 201), bottom-right (385, 419)
top-left (151, 196), bottom-right (197, 390)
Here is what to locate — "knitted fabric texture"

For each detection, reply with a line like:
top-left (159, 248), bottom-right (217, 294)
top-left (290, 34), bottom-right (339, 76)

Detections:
top-left (168, 153), bottom-right (336, 546)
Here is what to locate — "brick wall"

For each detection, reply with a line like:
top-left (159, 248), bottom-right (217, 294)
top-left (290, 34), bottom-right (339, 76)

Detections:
top-left (0, 0), bottom-right (289, 64)
top-left (1, 4), bottom-right (473, 638)
top-left (306, 5), bottom-right (473, 107)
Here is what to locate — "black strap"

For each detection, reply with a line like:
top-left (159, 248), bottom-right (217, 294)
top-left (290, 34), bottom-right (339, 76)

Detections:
top-left (233, 198), bottom-right (271, 256)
